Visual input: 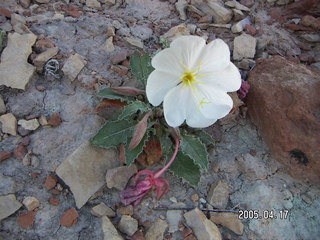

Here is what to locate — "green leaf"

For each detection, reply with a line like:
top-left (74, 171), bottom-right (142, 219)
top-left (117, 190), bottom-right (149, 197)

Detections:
top-left (91, 119), bottom-right (136, 148)
top-left (160, 135), bottom-right (172, 161)
top-left (130, 51), bottom-right (154, 88)
top-left (180, 134), bottom-right (209, 170)
top-left (169, 152), bottom-right (201, 187)
top-left (118, 101), bottom-right (150, 120)
top-left (0, 30), bottom-right (6, 52)
top-left (96, 88), bottom-right (134, 102)
top-left (196, 130), bottom-right (215, 146)
top-left (126, 131), bottom-right (149, 166)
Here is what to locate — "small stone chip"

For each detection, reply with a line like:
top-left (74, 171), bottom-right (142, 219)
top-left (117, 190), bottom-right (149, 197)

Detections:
top-left (22, 196), bottom-right (40, 211)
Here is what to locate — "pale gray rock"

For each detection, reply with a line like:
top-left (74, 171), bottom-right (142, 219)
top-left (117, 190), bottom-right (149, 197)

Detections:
top-left (0, 96), bottom-right (6, 114)
top-left (233, 33), bottom-right (256, 60)
top-left (102, 37), bottom-right (115, 53)
top-left (125, 37), bottom-right (144, 49)
top-left (167, 207), bottom-right (183, 233)
top-left (175, 0), bottom-right (188, 20)
top-left (225, 0), bottom-right (250, 11)
top-left (130, 25), bottom-right (153, 40)
top-left (210, 212), bottom-right (244, 235)
top-left (86, 0), bottom-right (101, 9)
top-left (56, 141), bottom-right (119, 208)
top-left (106, 164), bottom-right (137, 191)
top-left (22, 196), bottom-right (40, 211)
top-left (184, 208), bottom-right (222, 240)
top-left (0, 194), bottom-right (22, 221)
top-left (236, 153), bottom-right (270, 180)
top-left (145, 218), bottom-right (168, 240)
top-left (91, 203), bottom-right (116, 217)
top-left (33, 47), bottom-right (59, 69)
top-left (62, 53), bottom-right (87, 81)
top-left (0, 113), bottom-right (17, 136)
top-left (231, 17), bottom-right (251, 33)
top-left (118, 215), bottom-right (138, 236)
top-left (11, 14), bottom-right (31, 34)
top-left (162, 23), bottom-right (190, 41)
top-left (101, 216), bottom-right (124, 240)
top-left (35, 0), bottom-right (50, 3)
top-left (233, 9), bottom-right (245, 21)
top-left (100, 0), bottom-right (116, 5)
top-left (207, 181), bottom-right (229, 208)
top-left (18, 119), bottom-right (40, 131)
top-left (300, 34), bottom-right (320, 43)
top-left (0, 33), bottom-right (37, 90)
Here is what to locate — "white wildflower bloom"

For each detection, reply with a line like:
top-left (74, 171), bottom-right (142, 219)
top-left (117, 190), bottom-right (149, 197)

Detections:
top-left (146, 36), bottom-right (241, 128)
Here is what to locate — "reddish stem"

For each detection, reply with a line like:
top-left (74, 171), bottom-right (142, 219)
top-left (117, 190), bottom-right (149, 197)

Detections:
top-left (154, 136), bottom-right (180, 179)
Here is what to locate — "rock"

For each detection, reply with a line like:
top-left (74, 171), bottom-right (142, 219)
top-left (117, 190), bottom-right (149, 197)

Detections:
top-left (204, 0), bottom-right (233, 23)
top-left (86, 0), bottom-right (101, 9)
top-left (102, 216), bottom-right (124, 240)
top-left (106, 164), bottom-right (137, 190)
top-left (300, 34), bottom-right (320, 43)
top-left (247, 56), bottom-right (320, 183)
top-left (18, 119), bottom-right (40, 131)
top-left (62, 53), bottom-right (87, 81)
top-left (102, 37), bottom-right (115, 53)
top-left (131, 231), bottom-right (145, 240)
top-left (56, 141), bottom-right (119, 208)
top-left (175, 0), bottom-right (188, 20)
top-left (35, 0), bottom-right (50, 3)
top-left (311, 62), bottom-right (320, 70)
top-left (91, 203), bottom-right (116, 217)
top-left (22, 196), bottom-right (40, 211)
top-left (276, 0), bottom-right (292, 5)
top-left (167, 208), bottom-right (183, 233)
top-left (0, 194), bottom-right (22, 221)
top-left (125, 37), bottom-right (144, 49)
top-left (233, 33), bottom-right (256, 60)
top-left (33, 47), bottom-right (59, 69)
top-left (225, 0), bottom-right (250, 11)
top-left (110, 50), bottom-right (128, 65)
top-left (117, 205), bottom-right (134, 216)
top-left (207, 181), bottom-right (229, 209)
top-left (22, 153), bottom-right (31, 166)
top-left (246, 24), bottom-right (257, 36)
top-left (60, 208), bottom-right (79, 227)
top-left (47, 113), bottom-right (62, 126)
top-left (118, 215), bottom-right (138, 236)
top-left (0, 113), bottom-right (17, 136)
top-left (210, 212), bottom-right (244, 235)
top-left (20, 0), bottom-right (31, 8)
top-left (110, 65), bottom-right (128, 76)
top-left (231, 17), bottom-right (251, 33)
top-left (236, 154), bottom-right (270, 180)
top-left (130, 25), bottom-right (153, 41)
top-left (45, 175), bottom-right (57, 190)
top-left (145, 218), bottom-right (168, 240)
top-left (0, 95), bottom-right (6, 114)
top-left (13, 144), bottom-right (27, 160)
top-left (301, 15), bottom-right (320, 30)
top-left (240, 0), bottom-right (254, 7)
top-left (38, 115), bottom-right (48, 126)
top-left (100, 0), bottom-right (116, 5)
top-left (0, 150), bottom-right (12, 162)
top-left (48, 197), bottom-right (59, 206)
top-left (236, 58), bottom-right (255, 70)
top-left (162, 23), bottom-right (190, 41)
top-left (233, 9), bottom-right (245, 21)
top-left (0, 33), bottom-right (36, 90)
top-left (11, 14), bottom-right (30, 34)
top-left (184, 208), bottom-right (222, 240)
top-left (17, 211), bottom-right (35, 228)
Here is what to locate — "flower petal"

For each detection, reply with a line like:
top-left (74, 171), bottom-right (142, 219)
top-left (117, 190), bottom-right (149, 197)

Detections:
top-left (200, 63), bottom-right (241, 92)
top-left (194, 84), bottom-right (233, 119)
top-left (184, 90), bottom-right (217, 128)
top-left (151, 48), bottom-right (184, 75)
top-left (169, 36), bottom-right (206, 70)
top-left (146, 70), bottom-right (180, 106)
top-left (199, 38), bottom-right (230, 72)
top-left (163, 85), bottom-right (189, 127)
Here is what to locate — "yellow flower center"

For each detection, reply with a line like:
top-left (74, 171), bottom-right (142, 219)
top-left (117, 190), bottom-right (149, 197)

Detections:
top-left (182, 72), bottom-right (196, 86)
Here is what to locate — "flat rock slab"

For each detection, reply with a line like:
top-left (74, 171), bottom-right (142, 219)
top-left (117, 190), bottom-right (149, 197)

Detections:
top-left (56, 141), bottom-right (119, 208)
top-left (0, 194), bottom-right (22, 221)
top-left (0, 32), bottom-right (37, 90)
top-left (184, 208), bottom-right (222, 240)
top-left (102, 216), bottom-right (123, 240)
top-left (62, 53), bottom-right (87, 81)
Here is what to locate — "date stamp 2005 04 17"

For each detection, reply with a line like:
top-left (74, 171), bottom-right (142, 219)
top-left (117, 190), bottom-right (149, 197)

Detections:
top-left (238, 209), bottom-right (289, 220)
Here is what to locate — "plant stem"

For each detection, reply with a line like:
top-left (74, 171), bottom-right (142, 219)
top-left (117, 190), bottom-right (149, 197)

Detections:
top-left (154, 136), bottom-right (180, 179)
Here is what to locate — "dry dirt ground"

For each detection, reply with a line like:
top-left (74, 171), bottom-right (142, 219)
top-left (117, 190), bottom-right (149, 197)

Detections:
top-left (0, 0), bottom-right (320, 239)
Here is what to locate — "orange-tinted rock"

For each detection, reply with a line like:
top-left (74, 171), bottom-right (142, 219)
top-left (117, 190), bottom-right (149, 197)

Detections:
top-left (48, 197), bottom-right (60, 206)
top-left (45, 175), bottom-right (57, 190)
top-left (60, 208), bottom-right (79, 227)
top-left (17, 211), bottom-right (35, 228)
top-left (0, 150), bottom-right (12, 162)
top-left (301, 15), bottom-right (320, 30)
top-left (247, 56), bottom-right (320, 182)
top-left (13, 144), bottom-right (27, 160)
top-left (0, 8), bottom-right (13, 17)
top-left (131, 231), bottom-right (145, 240)
top-left (47, 113), bottom-right (62, 126)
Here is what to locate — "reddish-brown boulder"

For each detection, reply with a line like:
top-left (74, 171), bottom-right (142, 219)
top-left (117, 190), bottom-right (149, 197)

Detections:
top-left (247, 56), bottom-right (320, 183)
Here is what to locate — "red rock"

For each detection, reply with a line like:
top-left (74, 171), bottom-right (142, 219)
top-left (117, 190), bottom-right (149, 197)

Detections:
top-left (182, 227), bottom-right (193, 238)
top-left (13, 144), bottom-right (27, 160)
top-left (45, 175), bottom-right (57, 190)
top-left (284, 23), bottom-right (313, 31)
top-left (184, 235), bottom-right (197, 240)
top-left (51, 189), bottom-right (61, 195)
top-left (301, 15), bottom-right (320, 30)
top-left (17, 211), bottom-right (35, 228)
top-left (131, 231), bottom-right (145, 240)
top-left (0, 150), bottom-right (12, 162)
top-left (47, 113), bottom-right (62, 126)
top-left (60, 208), bottom-right (79, 227)
top-left (48, 197), bottom-right (60, 206)
top-left (247, 56), bottom-right (320, 183)
top-left (0, 8), bottom-right (13, 17)
top-left (299, 52), bottom-right (315, 64)
top-left (245, 25), bottom-right (257, 36)
top-left (110, 51), bottom-right (128, 65)
top-left (62, 4), bottom-right (82, 18)
top-left (110, 65), bottom-right (128, 76)
top-left (31, 172), bottom-right (39, 178)
top-left (284, 0), bottom-right (320, 17)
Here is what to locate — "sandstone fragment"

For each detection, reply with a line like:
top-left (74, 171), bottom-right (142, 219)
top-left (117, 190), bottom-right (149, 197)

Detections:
top-left (207, 181), bottom-right (229, 209)
top-left (0, 33), bottom-right (36, 90)
top-left (91, 203), bottom-right (116, 217)
top-left (18, 119), bottom-right (40, 131)
top-left (175, 0), bottom-right (188, 20)
top-left (106, 164), bottom-right (137, 190)
top-left (60, 208), bottom-right (79, 227)
top-left (17, 211), bottom-right (35, 228)
top-left (0, 113), bottom-right (17, 136)
top-left (0, 194), bottom-right (22, 221)
top-left (210, 212), bottom-right (244, 235)
top-left (102, 37), bottom-right (115, 53)
top-left (118, 215), bottom-right (138, 236)
top-left (86, 0), bottom-right (101, 9)
top-left (22, 196), bottom-right (40, 211)
top-left (62, 53), bottom-right (87, 81)
top-left (162, 23), bottom-right (190, 41)
top-left (145, 218), bottom-right (168, 240)
top-left (33, 46), bottom-right (59, 69)
top-left (56, 141), bottom-right (119, 208)
top-left (233, 33), bottom-right (256, 60)
top-left (102, 216), bottom-right (124, 240)
top-left (0, 95), bottom-right (6, 114)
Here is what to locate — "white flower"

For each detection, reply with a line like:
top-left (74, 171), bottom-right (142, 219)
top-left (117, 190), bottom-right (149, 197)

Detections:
top-left (146, 36), bottom-right (241, 128)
